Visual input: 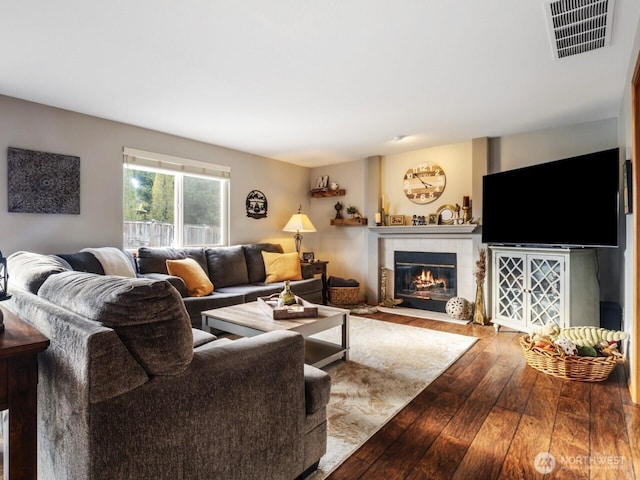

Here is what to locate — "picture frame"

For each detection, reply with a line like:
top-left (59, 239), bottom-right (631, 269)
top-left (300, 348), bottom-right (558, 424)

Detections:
top-left (302, 252), bottom-right (315, 262)
top-left (389, 215), bottom-right (405, 226)
top-left (624, 159), bottom-right (633, 214)
top-left (428, 213), bottom-right (438, 225)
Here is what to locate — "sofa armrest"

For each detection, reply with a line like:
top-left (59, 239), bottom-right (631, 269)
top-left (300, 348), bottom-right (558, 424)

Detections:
top-left (304, 364), bottom-right (331, 414)
top-left (137, 272), bottom-right (188, 297)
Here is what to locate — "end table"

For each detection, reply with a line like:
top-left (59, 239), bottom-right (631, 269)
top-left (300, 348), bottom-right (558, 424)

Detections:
top-left (0, 305), bottom-right (49, 480)
top-left (301, 261), bottom-right (329, 305)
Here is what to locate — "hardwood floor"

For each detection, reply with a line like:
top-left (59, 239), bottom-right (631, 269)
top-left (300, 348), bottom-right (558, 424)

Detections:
top-left (326, 311), bottom-right (640, 480)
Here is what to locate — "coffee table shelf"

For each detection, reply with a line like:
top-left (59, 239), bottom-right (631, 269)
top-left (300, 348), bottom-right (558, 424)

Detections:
top-left (201, 301), bottom-right (349, 369)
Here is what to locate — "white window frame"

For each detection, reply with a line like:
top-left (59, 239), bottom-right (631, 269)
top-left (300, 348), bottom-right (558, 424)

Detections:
top-left (123, 147), bottom-right (230, 247)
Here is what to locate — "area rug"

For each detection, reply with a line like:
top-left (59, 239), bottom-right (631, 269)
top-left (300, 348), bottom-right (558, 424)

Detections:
top-left (307, 316), bottom-right (477, 479)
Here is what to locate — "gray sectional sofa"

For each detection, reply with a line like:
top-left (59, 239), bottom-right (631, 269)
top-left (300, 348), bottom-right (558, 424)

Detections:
top-left (9, 243), bottom-right (323, 328)
top-left (6, 249), bottom-right (331, 480)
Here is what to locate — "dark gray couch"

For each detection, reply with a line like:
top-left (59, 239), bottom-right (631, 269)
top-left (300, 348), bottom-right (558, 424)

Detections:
top-left (135, 244), bottom-right (323, 328)
top-left (6, 258), bottom-right (331, 480)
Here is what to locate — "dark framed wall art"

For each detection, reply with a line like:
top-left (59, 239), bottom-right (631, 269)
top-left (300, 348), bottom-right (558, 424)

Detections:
top-left (8, 147), bottom-right (80, 214)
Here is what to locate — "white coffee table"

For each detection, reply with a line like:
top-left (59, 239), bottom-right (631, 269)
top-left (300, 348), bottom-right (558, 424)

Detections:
top-left (201, 301), bottom-right (349, 368)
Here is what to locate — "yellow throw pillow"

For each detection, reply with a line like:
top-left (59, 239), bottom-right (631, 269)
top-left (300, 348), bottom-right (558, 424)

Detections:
top-left (166, 258), bottom-right (214, 297)
top-left (261, 251), bottom-right (303, 284)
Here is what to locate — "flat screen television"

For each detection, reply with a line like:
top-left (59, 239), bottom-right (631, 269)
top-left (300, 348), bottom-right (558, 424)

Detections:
top-left (482, 148), bottom-right (619, 248)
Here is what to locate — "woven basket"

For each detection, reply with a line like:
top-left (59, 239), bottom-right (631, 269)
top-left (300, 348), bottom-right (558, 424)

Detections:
top-left (519, 335), bottom-right (620, 382)
top-left (329, 286), bottom-right (360, 305)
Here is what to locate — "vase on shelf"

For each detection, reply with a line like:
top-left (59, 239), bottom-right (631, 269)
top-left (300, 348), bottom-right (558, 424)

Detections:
top-left (473, 280), bottom-right (488, 325)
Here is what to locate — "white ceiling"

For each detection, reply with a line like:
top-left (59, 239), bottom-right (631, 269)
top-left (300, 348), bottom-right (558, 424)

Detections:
top-left (1, 1), bottom-right (639, 168)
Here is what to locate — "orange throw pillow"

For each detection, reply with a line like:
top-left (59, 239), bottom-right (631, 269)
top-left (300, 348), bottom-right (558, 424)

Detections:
top-left (261, 251), bottom-right (303, 284)
top-left (166, 258), bottom-right (214, 297)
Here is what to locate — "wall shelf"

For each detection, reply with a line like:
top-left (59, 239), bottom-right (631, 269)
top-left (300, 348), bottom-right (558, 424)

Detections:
top-left (311, 189), bottom-right (345, 198)
top-left (331, 217), bottom-right (368, 226)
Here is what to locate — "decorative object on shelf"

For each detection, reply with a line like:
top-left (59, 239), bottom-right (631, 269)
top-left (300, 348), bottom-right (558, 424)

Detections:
top-left (0, 251), bottom-right (8, 302)
top-left (428, 213), bottom-right (438, 225)
top-left (473, 247), bottom-right (489, 325)
top-left (334, 201), bottom-right (344, 219)
top-left (346, 205), bottom-right (358, 218)
top-left (245, 190), bottom-right (268, 219)
top-left (445, 297), bottom-right (472, 320)
top-left (402, 162), bottom-right (446, 204)
top-left (436, 204), bottom-right (458, 225)
top-left (302, 252), bottom-right (315, 262)
top-left (330, 182), bottom-right (339, 191)
top-left (462, 196), bottom-right (472, 223)
top-left (624, 159), bottom-right (633, 214)
top-left (8, 146), bottom-right (81, 214)
top-left (375, 212), bottom-right (382, 226)
top-left (412, 215), bottom-right (427, 226)
top-left (282, 205), bottom-right (317, 257)
top-left (389, 215), bottom-right (404, 226)
top-left (312, 175), bottom-right (329, 192)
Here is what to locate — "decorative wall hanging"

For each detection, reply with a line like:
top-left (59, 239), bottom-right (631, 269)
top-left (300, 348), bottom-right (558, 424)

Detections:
top-left (8, 147), bottom-right (80, 214)
top-left (245, 190), bottom-right (267, 219)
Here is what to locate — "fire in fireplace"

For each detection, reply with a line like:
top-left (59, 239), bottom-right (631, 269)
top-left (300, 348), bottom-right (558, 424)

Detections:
top-left (394, 251), bottom-right (457, 312)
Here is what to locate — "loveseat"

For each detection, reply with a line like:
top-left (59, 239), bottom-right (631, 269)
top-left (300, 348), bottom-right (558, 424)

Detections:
top-left (6, 258), bottom-right (331, 479)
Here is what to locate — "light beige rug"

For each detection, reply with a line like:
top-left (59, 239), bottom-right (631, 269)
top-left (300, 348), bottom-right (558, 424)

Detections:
top-left (308, 316), bottom-right (477, 479)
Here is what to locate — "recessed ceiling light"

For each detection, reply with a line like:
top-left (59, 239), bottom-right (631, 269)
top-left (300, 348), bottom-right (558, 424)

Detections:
top-left (392, 135), bottom-right (407, 142)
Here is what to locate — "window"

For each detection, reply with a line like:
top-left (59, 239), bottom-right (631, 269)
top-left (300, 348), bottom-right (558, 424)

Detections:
top-left (123, 148), bottom-right (229, 249)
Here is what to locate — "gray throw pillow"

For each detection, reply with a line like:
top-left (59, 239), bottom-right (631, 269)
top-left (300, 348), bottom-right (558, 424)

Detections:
top-left (7, 251), bottom-right (70, 294)
top-left (39, 271), bottom-right (193, 376)
top-left (205, 246), bottom-right (249, 288)
top-left (244, 243), bottom-right (284, 283)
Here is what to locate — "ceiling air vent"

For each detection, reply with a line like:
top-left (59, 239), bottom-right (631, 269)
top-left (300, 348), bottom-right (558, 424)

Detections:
top-left (543, 0), bottom-right (615, 59)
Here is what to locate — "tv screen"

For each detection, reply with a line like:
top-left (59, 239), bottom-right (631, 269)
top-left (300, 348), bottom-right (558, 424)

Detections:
top-left (482, 148), bottom-right (619, 248)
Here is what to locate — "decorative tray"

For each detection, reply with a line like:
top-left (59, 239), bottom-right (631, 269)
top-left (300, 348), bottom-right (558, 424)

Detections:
top-left (257, 294), bottom-right (319, 320)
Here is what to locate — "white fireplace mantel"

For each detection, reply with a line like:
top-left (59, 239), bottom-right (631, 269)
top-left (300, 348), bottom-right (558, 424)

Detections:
top-left (365, 225), bottom-right (484, 312)
top-left (368, 224), bottom-right (478, 235)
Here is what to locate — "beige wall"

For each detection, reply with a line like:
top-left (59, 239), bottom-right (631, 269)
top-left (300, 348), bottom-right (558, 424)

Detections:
top-left (0, 95), bottom-right (311, 256)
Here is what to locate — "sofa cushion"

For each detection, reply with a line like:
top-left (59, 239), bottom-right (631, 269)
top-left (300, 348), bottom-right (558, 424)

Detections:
top-left (38, 271), bottom-right (193, 376)
top-left (137, 247), bottom-right (207, 275)
top-left (205, 246), bottom-right (249, 288)
top-left (57, 251), bottom-right (106, 274)
top-left (166, 258), bottom-right (214, 297)
top-left (244, 243), bottom-right (284, 283)
top-left (261, 251), bottom-right (303, 284)
top-left (7, 251), bottom-right (70, 294)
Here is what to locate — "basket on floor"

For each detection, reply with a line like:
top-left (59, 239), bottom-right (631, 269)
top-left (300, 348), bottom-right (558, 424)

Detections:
top-left (329, 286), bottom-right (360, 305)
top-left (519, 335), bottom-right (620, 382)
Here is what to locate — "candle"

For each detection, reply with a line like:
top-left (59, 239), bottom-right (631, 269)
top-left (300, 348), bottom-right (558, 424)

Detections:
top-left (463, 196), bottom-right (470, 208)
top-left (375, 212), bottom-right (382, 224)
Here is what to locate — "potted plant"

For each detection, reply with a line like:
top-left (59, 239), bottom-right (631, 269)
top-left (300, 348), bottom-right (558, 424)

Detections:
top-left (346, 205), bottom-right (358, 218)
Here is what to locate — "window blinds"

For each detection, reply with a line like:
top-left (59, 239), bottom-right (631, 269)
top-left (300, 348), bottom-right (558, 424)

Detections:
top-left (123, 147), bottom-right (231, 178)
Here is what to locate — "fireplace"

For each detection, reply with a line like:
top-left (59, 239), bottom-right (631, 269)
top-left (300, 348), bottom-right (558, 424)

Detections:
top-left (394, 251), bottom-right (457, 312)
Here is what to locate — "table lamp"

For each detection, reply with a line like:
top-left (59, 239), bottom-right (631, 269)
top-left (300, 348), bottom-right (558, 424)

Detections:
top-left (283, 205), bottom-right (316, 257)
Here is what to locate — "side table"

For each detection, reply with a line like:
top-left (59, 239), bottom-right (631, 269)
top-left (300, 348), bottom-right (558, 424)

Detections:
top-left (0, 305), bottom-right (50, 480)
top-left (302, 261), bottom-right (329, 305)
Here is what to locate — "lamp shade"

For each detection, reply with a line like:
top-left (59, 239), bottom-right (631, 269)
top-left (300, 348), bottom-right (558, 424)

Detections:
top-left (282, 213), bottom-right (317, 233)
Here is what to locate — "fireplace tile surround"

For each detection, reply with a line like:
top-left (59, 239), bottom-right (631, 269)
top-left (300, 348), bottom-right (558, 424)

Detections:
top-left (366, 226), bottom-right (483, 316)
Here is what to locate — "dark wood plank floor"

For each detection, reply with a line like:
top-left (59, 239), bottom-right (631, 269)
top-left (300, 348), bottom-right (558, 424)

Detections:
top-left (326, 311), bottom-right (640, 480)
